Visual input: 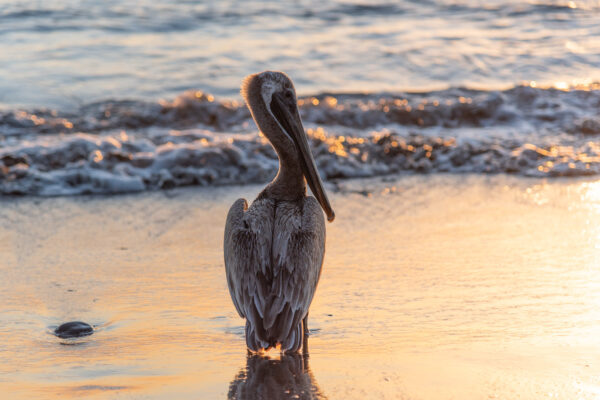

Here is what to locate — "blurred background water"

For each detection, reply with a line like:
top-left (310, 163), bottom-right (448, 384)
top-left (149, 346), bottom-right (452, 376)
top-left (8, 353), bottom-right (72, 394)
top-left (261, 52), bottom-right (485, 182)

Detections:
top-left (1, 0), bottom-right (599, 108)
top-left (2, 0), bottom-right (600, 195)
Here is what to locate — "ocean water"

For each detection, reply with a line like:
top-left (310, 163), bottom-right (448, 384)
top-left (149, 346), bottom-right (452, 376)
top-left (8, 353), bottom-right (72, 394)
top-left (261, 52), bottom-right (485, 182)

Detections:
top-left (2, 0), bottom-right (600, 106)
top-left (1, 0), bottom-right (600, 195)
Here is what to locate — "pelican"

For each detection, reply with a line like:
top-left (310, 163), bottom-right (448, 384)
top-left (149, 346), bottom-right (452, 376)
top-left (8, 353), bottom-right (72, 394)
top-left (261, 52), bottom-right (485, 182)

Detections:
top-left (224, 71), bottom-right (335, 353)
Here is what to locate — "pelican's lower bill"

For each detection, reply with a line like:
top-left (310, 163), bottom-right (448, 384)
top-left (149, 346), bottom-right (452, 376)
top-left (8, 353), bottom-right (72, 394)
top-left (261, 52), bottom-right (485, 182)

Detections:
top-left (1, 174), bottom-right (599, 399)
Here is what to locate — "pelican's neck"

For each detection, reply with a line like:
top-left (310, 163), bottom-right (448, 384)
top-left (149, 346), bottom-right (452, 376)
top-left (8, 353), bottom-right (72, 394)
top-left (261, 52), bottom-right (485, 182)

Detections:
top-left (244, 79), bottom-right (307, 202)
top-left (261, 149), bottom-right (306, 202)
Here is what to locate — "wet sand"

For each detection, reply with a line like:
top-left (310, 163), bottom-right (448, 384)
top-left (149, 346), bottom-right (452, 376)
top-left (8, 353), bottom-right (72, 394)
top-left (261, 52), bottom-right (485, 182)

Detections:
top-left (1, 174), bottom-right (599, 399)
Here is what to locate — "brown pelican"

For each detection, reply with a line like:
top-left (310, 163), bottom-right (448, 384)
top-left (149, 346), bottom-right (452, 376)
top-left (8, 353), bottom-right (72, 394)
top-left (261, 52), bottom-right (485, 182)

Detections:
top-left (224, 71), bottom-right (335, 353)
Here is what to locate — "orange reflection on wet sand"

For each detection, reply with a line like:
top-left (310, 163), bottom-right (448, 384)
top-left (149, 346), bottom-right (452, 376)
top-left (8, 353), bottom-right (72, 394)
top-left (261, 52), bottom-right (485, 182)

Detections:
top-left (1, 175), bottom-right (600, 399)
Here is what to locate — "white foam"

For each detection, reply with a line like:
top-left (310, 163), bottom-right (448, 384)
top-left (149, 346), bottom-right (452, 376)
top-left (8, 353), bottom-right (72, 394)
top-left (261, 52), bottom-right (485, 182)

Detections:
top-left (1, 87), bottom-right (600, 195)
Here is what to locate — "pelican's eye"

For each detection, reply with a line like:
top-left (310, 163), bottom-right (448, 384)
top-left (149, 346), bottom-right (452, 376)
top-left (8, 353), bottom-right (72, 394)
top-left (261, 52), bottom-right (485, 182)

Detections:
top-left (284, 90), bottom-right (294, 100)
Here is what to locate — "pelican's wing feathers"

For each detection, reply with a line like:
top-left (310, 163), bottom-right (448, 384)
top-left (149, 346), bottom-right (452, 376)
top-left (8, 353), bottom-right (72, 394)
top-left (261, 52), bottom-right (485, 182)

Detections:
top-left (268, 197), bottom-right (325, 335)
top-left (224, 196), bottom-right (326, 350)
top-left (224, 197), bottom-right (273, 319)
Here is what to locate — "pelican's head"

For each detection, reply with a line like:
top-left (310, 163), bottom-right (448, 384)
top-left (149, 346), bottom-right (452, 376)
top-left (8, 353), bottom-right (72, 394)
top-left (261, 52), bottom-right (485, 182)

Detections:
top-left (242, 71), bottom-right (334, 222)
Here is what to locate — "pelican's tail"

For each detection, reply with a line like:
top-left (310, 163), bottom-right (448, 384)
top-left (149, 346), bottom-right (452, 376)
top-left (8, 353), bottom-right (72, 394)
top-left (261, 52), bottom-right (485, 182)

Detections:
top-left (245, 321), bottom-right (267, 352)
top-left (280, 321), bottom-right (304, 353)
top-left (245, 320), bottom-right (304, 353)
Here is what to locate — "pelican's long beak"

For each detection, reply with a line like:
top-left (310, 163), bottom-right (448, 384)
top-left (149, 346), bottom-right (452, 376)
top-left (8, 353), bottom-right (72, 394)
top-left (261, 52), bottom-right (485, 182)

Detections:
top-left (271, 93), bottom-right (335, 222)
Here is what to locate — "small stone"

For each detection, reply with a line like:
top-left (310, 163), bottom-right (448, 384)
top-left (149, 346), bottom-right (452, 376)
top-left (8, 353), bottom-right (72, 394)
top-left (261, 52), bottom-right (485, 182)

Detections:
top-left (54, 321), bottom-right (94, 339)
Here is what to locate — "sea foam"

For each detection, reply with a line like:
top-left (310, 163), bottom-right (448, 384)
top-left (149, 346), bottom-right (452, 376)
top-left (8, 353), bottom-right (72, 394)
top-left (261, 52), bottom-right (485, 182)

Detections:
top-left (1, 86), bottom-right (599, 196)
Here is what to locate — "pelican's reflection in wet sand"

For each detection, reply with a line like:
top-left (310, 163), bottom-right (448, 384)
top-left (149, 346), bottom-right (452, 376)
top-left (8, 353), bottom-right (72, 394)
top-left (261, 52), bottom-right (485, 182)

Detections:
top-left (228, 353), bottom-right (326, 400)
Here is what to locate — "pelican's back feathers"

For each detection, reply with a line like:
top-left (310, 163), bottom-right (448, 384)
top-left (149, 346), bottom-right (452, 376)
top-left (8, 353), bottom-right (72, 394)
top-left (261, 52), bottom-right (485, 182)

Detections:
top-left (224, 196), bottom-right (325, 352)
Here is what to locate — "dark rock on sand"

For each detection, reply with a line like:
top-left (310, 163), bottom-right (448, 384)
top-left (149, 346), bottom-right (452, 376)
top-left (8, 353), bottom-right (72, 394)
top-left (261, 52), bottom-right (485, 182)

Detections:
top-left (54, 321), bottom-right (94, 338)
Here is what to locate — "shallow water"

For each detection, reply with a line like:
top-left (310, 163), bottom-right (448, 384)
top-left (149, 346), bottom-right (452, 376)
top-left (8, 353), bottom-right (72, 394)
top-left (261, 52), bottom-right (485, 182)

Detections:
top-left (1, 174), bottom-right (600, 399)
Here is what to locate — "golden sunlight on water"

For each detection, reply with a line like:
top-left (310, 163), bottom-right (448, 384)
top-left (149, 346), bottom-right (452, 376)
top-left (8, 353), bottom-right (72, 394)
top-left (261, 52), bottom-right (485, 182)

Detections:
top-left (1, 175), bottom-right (600, 399)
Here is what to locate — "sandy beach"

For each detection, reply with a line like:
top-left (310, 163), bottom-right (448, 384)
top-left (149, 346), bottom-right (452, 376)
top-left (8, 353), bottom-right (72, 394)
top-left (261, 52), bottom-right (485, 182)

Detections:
top-left (1, 174), bottom-right (599, 399)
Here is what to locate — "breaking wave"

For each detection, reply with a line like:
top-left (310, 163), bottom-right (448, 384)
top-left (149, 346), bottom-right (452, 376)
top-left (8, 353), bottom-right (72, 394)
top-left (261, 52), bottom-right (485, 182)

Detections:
top-left (1, 85), bottom-right (600, 196)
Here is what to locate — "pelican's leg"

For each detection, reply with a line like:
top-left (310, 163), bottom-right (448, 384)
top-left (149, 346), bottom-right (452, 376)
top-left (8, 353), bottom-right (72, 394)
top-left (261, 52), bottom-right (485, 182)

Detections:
top-left (304, 314), bottom-right (309, 337)
top-left (302, 314), bottom-right (309, 355)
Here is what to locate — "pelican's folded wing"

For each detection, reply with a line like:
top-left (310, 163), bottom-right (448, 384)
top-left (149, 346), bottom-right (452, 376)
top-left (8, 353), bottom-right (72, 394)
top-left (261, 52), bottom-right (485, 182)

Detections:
top-left (224, 198), bottom-right (274, 320)
top-left (268, 197), bottom-right (326, 343)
